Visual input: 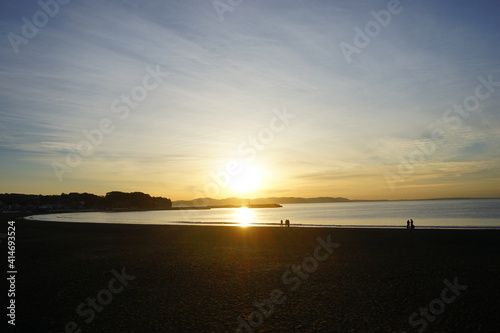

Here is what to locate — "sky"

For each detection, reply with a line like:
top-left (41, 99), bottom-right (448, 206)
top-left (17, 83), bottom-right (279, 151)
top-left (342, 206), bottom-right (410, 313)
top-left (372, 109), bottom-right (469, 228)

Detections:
top-left (1, 0), bottom-right (499, 200)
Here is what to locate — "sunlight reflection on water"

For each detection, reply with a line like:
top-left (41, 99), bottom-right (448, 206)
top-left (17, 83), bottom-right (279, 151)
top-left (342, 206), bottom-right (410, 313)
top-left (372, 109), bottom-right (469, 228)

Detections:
top-left (236, 207), bottom-right (253, 227)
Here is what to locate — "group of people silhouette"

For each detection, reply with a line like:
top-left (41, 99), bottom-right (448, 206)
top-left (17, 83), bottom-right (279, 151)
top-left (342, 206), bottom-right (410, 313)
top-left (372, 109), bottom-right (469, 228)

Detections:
top-left (406, 219), bottom-right (415, 229)
top-left (280, 219), bottom-right (290, 227)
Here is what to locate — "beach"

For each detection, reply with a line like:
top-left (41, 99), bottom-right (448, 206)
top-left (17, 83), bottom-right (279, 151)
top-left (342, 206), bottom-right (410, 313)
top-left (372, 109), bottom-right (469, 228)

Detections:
top-left (4, 216), bottom-right (500, 332)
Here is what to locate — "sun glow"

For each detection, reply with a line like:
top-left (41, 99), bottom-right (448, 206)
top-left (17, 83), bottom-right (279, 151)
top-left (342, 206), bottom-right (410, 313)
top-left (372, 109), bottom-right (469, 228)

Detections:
top-left (230, 163), bottom-right (262, 194)
top-left (236, 207), bottom-right (254, 227)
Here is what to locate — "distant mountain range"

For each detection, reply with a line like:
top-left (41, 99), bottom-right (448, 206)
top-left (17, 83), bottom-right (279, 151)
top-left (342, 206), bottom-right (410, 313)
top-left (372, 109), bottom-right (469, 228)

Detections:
top-left (172, 196), bottom-right (499, 207)
top-left (173, 196), bottom-right (352, 207)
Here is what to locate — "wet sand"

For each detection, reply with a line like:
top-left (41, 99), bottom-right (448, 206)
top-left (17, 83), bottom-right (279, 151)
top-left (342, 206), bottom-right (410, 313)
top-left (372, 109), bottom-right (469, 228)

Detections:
top-left (4, 216), bottom-right (500, 332)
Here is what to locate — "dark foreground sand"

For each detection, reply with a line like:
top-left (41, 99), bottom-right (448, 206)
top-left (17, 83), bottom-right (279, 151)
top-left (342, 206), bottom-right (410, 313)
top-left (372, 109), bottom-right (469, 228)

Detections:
top-left (3, 216), bottom-right (500, 332)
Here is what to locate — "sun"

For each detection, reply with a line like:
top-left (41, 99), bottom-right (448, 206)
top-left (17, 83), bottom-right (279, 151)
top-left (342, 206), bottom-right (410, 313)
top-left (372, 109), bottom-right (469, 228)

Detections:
top-left (230, 163), bottom-right (262, 194)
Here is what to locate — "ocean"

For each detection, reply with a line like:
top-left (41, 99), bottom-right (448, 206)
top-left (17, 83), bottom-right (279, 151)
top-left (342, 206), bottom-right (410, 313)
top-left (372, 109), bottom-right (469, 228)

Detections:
top-left (26, 198), bottom-right (500, 229)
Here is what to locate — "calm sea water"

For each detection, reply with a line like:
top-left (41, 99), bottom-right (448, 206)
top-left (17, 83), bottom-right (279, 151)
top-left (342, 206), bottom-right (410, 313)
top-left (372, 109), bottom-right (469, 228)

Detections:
top-left (26, 199), bottom-right (500, 229)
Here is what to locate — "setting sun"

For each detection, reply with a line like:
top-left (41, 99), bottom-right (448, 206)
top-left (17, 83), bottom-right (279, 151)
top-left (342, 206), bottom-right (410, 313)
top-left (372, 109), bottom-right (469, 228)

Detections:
top-left (230, 163), bottom-right (262, 194)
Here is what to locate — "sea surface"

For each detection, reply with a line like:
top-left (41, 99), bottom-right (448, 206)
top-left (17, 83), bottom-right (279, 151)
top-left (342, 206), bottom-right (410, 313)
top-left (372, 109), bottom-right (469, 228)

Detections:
top-left (26, 199), bottom-right (500, 229)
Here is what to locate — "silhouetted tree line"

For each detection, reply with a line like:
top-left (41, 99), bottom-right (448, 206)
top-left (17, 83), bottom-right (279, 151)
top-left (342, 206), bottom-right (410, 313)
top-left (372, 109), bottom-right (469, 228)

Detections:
top-left (102, 191), bottom-right (172, 210)
top-left (0, 192), bottom-right (172, 212)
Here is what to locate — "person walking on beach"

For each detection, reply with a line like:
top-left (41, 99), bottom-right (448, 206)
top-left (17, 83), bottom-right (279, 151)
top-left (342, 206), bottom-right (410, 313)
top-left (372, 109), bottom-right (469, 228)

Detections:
top-left (406, 220), bottom-right (411, 229)
top-left (285, 219), bottom-right (290, 227)
top-left (280, 219), bottom-right (283, 227)
top-left (410, 219), bottom-right (415, 230)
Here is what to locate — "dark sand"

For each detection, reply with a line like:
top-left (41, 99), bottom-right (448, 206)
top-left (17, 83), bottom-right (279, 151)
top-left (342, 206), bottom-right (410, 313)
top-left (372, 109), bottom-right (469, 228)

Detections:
top-left (3, 216), bottom-right (500, 332)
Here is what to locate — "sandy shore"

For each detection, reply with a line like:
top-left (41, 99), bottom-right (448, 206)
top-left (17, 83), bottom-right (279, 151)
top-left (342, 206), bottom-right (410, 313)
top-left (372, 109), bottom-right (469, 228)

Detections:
top-left (3, 216), bottom-right (499, 332)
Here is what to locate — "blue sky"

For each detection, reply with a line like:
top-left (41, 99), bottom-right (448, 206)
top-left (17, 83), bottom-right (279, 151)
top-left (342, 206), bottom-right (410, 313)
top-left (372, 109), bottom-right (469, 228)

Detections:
top-left (1, 0), bottom-right (499, 200)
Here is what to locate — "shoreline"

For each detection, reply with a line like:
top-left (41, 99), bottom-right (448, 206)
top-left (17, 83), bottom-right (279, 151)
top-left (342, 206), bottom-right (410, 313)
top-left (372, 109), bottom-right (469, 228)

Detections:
top-left (22, 215), bottom-right (500, 230)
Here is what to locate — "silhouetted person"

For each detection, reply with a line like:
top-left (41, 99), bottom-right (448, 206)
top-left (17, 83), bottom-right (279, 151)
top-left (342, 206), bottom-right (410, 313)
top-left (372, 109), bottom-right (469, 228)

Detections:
top-left (285, 219), bottom-right (290, 227)
top-left (406, 220), bottom-right (411, 229)
top-left (410, 219), bottom-right (415, 230)
top-left (280, 219), bottom-right (283, 227)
